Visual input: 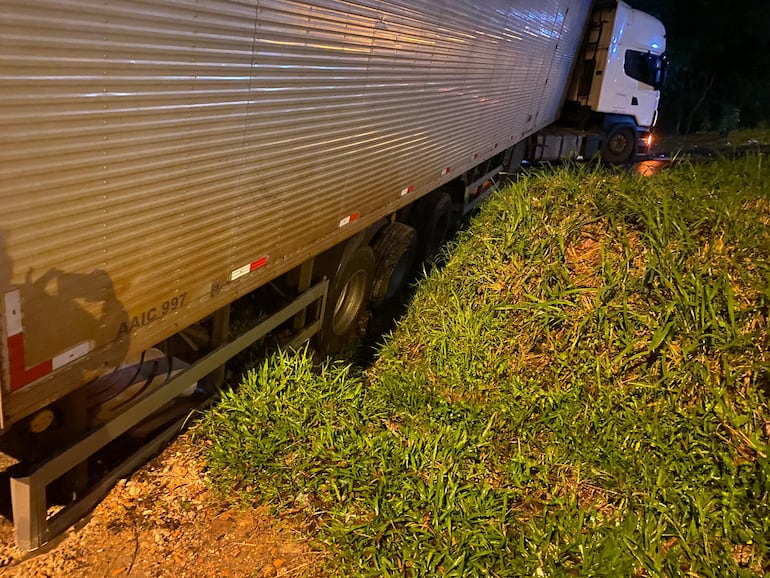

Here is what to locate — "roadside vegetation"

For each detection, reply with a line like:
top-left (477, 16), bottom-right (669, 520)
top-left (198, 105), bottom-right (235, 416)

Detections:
top-left (200, 156), bottom-right (770, 577)
top-left (656, 129), bottom-right (770, 160)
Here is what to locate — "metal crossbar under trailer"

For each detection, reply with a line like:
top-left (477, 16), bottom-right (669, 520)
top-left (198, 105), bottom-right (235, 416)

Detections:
top-left (10, 280), bottom-right (327, 552)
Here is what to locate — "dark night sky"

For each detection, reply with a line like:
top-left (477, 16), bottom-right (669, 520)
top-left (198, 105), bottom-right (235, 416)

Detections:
top-left (629, 0), bottom-right (770, 133)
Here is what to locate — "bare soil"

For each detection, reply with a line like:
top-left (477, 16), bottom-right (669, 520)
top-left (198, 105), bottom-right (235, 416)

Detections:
top-left (0, 434), bottom-right (325, 578)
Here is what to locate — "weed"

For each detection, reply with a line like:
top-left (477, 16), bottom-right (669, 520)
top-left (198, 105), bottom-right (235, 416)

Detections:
top-left (200, 156), bottom-right (770, 576)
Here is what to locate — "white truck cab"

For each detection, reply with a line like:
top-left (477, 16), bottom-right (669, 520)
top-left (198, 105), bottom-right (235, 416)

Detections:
top-left (561, 0), bottom-right (668, 163)
top-left (589, 1), bottom-right (667, 128)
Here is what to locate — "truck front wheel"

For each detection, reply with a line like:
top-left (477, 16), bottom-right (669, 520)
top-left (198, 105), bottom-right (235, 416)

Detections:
top-left (602, 125), bottom-right (636, 165)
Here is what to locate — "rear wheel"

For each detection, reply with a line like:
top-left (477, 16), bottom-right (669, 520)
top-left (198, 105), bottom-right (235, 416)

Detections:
top-left (315, 244), bottom-right (375, 355)
top-left (370, 222), bottom-right (417, 307)
top-left (416, 191), bottom-right (453, 262)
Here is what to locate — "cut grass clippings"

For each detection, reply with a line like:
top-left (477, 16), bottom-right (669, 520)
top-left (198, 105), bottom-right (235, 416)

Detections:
top-left (199, 156), bottom-right (770, 577)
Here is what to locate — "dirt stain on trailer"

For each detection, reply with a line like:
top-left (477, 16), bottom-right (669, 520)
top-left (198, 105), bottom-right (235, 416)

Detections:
top-left (0, 233), bottom-right (129, 393)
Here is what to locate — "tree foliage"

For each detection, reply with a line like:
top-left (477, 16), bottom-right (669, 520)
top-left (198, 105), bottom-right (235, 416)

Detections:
top-left (632, 0), bottom-right (770, 133)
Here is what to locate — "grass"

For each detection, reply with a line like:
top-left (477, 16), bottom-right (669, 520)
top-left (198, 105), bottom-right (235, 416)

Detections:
top-left (655, 129), bottom-right (770, 158)
top-left (198, 155), bottom-right (770, 576)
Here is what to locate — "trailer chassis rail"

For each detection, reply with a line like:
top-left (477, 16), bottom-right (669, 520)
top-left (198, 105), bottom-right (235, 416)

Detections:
top-left (10, 279), bottom-right (328, 552)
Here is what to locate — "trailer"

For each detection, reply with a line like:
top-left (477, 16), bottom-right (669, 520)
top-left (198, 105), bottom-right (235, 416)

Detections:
top-left (0, 0), bottom-right (665, 550)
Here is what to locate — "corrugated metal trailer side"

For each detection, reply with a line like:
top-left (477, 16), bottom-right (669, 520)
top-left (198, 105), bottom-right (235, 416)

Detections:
top-left (0, 0), bottom-right (592, 428)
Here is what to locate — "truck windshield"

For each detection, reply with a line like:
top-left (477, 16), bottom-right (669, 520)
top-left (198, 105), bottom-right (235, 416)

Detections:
top-left (624, 50), bottom-right (667, 90)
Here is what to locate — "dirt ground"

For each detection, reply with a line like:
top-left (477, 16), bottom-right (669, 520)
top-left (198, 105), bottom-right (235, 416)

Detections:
top-left (0, 434), bottom-right (325, 578)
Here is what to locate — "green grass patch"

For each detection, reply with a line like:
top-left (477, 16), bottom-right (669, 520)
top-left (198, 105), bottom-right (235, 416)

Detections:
top-left (199, 156), bottom-right (770, 576)
top-left (657, 129), bottom-right (770, 159)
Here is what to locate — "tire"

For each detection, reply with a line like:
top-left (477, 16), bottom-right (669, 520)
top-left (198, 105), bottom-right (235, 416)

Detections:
top-left (602, 125), bottom-right (636, 165)
top-left (315, 244), bottom-right (375, 355)
top-left (370, 222), bottom-right (418, 307)
top-left (417, 191), bottom-right (453, 262)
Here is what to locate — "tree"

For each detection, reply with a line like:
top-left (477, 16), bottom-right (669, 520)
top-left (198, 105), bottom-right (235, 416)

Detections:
top-left (631, 0), bottom-right (770, 133)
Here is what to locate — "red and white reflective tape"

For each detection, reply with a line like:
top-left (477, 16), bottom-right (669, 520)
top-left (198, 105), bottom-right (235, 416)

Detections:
top-left (230, 256), bottom-right (268, 282)
top-left (400, 186), bottom-right (415, 197)
top-left (5, 290), bottom-right (22, 336)
top-left (441, 166), bottom-right (452, 176)
top-left (4, 289), bottom-right (91, 392)
top-left (52, 341), bottom-right (92, 370)
top-left (338, 212), bottom-right (360, 228)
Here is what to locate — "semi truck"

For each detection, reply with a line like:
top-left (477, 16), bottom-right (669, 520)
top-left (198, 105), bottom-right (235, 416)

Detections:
top-left (0, 0), bottom-right (666, 549)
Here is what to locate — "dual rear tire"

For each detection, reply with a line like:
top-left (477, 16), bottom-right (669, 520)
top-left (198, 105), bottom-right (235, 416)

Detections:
top-left (316, 244), bottom-right (375, 355)
top-left (315, 192), bottom-right (453, 355)
top-left (411, 191), bottom-right (453, 263)
top-left (370, 222), bottom-right (418, 307)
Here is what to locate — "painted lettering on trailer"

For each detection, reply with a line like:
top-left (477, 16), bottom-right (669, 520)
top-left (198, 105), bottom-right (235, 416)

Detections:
top-left (118, 293), bottom-right (187, 337)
